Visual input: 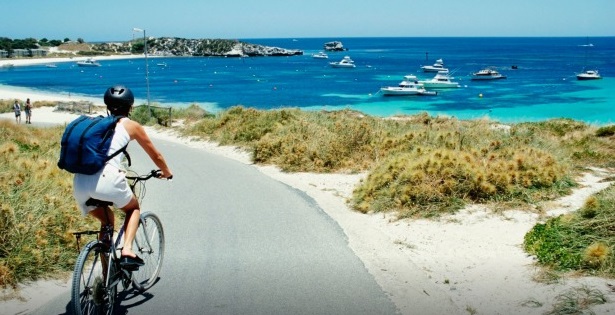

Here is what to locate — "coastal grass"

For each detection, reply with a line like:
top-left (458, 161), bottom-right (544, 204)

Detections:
top-left (183, 107), bottom-right (615, 218)
top-left (130, 103), bottom-right (212, 126)
top-left (544, 285), bottom-right (608, 315)
top-left (0, 121), bottom-right (98, 288)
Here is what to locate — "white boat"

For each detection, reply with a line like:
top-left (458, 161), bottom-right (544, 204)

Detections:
top-left (576, 38), bottom-right (601, 80)
top-left (471, 68), bottom-right (506, 80)
top-left (45, 64), bottom-right (58, 68)
top-left (577, 70), bottom-right (601, 80)
top-left (418, 71), bottom-right (460, 89)
top-left (312, 52), bottom-right (328, 59)
top-left (329, 56), bottom-right (356, 68)
top-left (421, 58), bottom-right (448, 72)
top-left (157, 62), bottom-right (167, 67)
top-left (76, 58), bottom-right (101, 67)
top-left (380, 75), bottom-right (437, 96)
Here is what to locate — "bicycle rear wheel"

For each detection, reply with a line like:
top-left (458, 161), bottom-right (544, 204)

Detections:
top-left (71, 241), bottom-right (111, 315)
top-left (132, 212), bottom-right (165, 292)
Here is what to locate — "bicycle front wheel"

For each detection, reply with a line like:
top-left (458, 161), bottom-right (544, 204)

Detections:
top-left (132, 212), bottom-right (165, 292)
top-left (71, 240), bottom-right (109, 315)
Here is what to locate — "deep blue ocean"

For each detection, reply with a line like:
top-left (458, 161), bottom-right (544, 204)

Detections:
top-left (1, 37), bottom-right (614, 124)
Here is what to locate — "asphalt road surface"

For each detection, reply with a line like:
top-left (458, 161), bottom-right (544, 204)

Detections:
top-left (31, 136), bottom-right (398, 314)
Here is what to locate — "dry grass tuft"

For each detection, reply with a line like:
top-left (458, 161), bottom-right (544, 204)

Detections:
top-left (0, 121), bottom-right (98, 288)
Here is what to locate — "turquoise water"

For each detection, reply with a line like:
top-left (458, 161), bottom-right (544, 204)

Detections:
top-left (1, 37), bottom-right (614, 124)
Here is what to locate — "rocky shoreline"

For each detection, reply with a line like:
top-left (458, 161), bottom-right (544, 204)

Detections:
top-left (94, 37), bottom-right (303, 57)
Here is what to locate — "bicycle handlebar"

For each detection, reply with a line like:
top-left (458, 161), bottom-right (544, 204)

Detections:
top-left (126, 169), bottom-right (173, 181)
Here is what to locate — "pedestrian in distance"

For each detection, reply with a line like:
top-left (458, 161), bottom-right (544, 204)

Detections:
top-left (24, 98), bottom-right (32, 124)
top-left (13, 100), bottom-right (21, 124)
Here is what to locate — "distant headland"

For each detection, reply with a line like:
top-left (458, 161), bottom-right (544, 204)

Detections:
top-left (0, 37), bottom-right (304, 58)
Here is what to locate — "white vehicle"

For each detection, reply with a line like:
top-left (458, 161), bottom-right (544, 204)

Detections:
top-left (418, 71), bottom-right (460, 89)
top-left (380, 75), bottom-right (437, 96)
top-left (329, 56), bottom-right (356, 68)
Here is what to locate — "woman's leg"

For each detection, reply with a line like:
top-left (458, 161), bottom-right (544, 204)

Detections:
top-left (119, 196), bottom-right (141, 259)
top-left (89, 206), bottom-right (115, 247)
top-left (90, 206), bottom-right (115, 226)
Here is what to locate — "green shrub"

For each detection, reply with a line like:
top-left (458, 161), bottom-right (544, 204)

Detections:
top-left (524, 183), bottom-right (615, 277)
top-left (596, 125), bottom-right (615, 137)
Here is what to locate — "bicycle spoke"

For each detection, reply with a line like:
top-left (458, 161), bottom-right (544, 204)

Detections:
top-left (131, 212), bottom-right (165, 292)
top-left (72, 241), bottom-right (106, 315)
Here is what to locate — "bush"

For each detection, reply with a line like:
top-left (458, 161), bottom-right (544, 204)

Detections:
top-left (524, 183), bottom-right (615, 276)
top-left (352, 146), bottom-right (572, 218)
top-left (596, 125), bottom-right (615, 137)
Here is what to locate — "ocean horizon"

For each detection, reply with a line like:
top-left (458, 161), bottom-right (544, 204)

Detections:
top-left (1, 37), bottom-right (614, 125)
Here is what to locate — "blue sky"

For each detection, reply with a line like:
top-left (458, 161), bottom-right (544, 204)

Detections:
top-left (4, 0), bottom-right (614, 41)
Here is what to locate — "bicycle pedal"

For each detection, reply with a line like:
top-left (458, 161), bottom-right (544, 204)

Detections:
top-left (121, 263), bottom-right (140, 271)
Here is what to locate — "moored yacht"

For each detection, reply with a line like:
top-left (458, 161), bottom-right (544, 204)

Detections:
top-left (330, 56), bottom-right (356, 68)
top-left (576, 70), bottom-right (601, 80)
top-left (312, 52), bottom-right (329, 59)
top-left (380, 75), bottom-right (437, 96)
top-left (421, 59), bottom-right (448, 72)
top-left (418, 71), bottom-right (460, 89)
top-left (471, 68), bottom-right (506, 80)
top-left (76, 58), bottom-right (101, 67)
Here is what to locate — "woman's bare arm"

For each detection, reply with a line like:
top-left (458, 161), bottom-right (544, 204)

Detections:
top-left (126, 120), bottom-right (173, 178)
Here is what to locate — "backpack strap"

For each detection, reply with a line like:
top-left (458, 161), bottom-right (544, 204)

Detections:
top-left (105, 143), bottom-right (131, 167)
top-left (104, 115), bottom-right (131, 167)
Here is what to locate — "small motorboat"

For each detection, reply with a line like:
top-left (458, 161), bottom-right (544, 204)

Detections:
top-left (471, 68), bottom-right (506, 80)
top-left (312, 52), bottom-right (328, 59)
top-left (330, 56), bottom-right (356, 68)
top-left (576, 70), bottom-right (601, 80)
top-left (418, 70), bottom-right (460, 89)
top-left (576, 38), bottom-right (601, 81)
top-left (76, 58), bottom-right (101, 67)
top-left (380, 75), bottom-right (437, 96)
top-left (421, 58), bottom-right (448, 72)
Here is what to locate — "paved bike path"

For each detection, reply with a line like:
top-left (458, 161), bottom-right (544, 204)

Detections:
top-left (32, 137), bottom-right (398, 314)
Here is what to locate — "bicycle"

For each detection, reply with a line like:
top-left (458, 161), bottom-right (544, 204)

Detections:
top-left (70, 169), bottom-right (169, 315)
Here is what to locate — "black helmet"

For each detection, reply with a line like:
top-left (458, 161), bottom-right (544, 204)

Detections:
top-left (104, 85), bottom-right (134, 112)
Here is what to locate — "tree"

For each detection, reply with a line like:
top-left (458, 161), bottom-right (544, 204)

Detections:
top-left (77, 38), bottom-right (84, 44)
top-left (132, 42), bottom-right (145, 53)
top-left (64, 38), bottom-right (70, 43)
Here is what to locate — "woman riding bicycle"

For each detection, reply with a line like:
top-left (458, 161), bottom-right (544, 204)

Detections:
top-left (72, 85), bottom-right (173, 267)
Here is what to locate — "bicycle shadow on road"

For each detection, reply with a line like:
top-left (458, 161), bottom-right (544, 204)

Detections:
top-left (58, 290), bottom-right (155, 315)
top-left (114, 290), bottom-right (156, 314)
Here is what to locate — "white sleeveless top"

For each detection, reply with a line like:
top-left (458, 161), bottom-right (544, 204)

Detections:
top-left (107, 118), bottom-right (131, 169)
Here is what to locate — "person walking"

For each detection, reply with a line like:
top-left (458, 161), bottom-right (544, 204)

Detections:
top-left (24, 98), bottom-right (32, 124)
top-left (13, 100), bottom-right (21, 124)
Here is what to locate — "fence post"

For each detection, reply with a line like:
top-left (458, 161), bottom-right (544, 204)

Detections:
top-left (168, 107), bottom-right (172, 127)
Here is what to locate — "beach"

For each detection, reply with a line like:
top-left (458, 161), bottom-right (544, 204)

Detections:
top-left (0, 54), bottom-right (145, 68)
top-left (1, 63), bottom-right (615, 314)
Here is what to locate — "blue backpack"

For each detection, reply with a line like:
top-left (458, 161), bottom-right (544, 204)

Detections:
top-left (58, 115), bottom-right (130, 175)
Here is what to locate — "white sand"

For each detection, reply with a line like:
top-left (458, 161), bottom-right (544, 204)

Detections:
top-left (1, 84), bottom-right (615, 314)
top-left (0, 54), bottom-right (146, 68)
